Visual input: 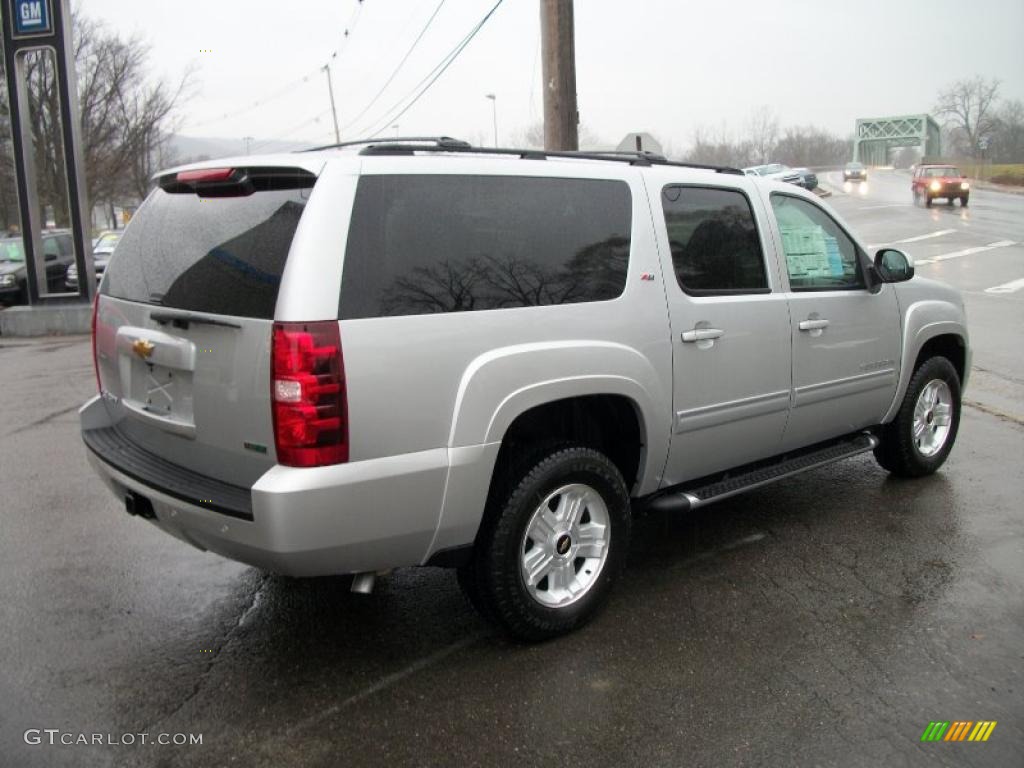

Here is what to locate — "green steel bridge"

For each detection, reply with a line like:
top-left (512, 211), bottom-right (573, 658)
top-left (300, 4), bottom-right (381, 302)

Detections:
top-left (853, 114), bottom-right (941, 164)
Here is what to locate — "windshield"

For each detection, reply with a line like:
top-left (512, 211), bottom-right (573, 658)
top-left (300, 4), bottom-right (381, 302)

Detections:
top-left (846, 163), bottom-right (863, 170)
top-left (94, 232), bottom-right (121, 250)
top-left (0, 238), bottom-right (25, 262)
top-left (923, 167), bottom-right (960, 177)
top-left (102, 185), bottom-right (311, 319)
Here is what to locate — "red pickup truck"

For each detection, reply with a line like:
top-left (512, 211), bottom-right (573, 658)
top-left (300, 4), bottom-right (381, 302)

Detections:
top-left (912, 165), bottom-right (970, 207)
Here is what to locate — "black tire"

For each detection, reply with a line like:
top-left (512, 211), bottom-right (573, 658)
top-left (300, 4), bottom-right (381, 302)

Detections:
top-left (874, 356), bottom-right (961, 477)
top-left (960, 195), bottom-right (969, 207)
top-left (946, 197), bottom-right (954, 206)
top-left (924, 194), bottom-right (932, 207)
top-left (461, 445), bottom-right (631, 642)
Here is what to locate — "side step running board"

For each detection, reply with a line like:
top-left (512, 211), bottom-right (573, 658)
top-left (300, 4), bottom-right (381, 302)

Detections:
top-left (646, 432), bottom-right (879, 514)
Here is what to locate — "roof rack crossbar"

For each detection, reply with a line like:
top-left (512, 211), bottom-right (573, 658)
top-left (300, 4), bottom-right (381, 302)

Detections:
top-left (300, 136), bottom-right (470, 153)
top-left (355, 142), bottom-right (742, 174)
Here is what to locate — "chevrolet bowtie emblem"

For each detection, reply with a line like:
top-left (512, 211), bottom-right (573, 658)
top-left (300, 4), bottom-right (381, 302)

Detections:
top-left (132, 338), bottom-right (155, 359)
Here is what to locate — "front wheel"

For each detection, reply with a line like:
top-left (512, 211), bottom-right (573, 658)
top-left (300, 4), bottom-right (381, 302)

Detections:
top-left (460, 445), bottom-right (631, 642)
top-left (924, 194), bottom-right (933, 207)
top-left (960, 195), bottom-right (969, 207)
top-left (874, 356), bottom-right (961, 477)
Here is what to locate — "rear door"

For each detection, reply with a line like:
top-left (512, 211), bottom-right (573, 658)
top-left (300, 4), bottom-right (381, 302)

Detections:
top-left (649, 179), bottom-right (793, 486)
top-left (95, 166), bottom-right (318, 486)
top-left (765, 192), bottom-right (900, 450)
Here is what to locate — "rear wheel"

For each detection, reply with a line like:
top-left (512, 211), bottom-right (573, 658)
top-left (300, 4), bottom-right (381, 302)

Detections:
top-left (946, 197), bottom-right (954, 206)
top-left (874, 356), bottom-right (961, 477)
top-left (460, 445), bottom-right (630, 642)
top-left (960, 195), bottom-right (969, 207)
top-left (924, 194), bottom-right (933, 207)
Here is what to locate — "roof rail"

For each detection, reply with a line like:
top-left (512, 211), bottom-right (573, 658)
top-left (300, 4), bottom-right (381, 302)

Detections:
top-left (299, 136), bottom-right (471, 153)
top-left (355, 141), bottom-right (743, 175)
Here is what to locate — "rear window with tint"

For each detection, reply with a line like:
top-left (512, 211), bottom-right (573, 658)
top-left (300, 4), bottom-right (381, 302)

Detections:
top-left (339, 174), bottom-right (631, 319)
top-left (101, 186), bottom-right (311, 319)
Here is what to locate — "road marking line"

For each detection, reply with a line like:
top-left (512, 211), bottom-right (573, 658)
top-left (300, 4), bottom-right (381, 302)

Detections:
top-left (866, 229), bottom-right (958, 248)
top-left (985, 277), bottom-right (1024, 294)
top-left (856, 204), bottom-right (907, 211)
top-left (916, 240), bottom-right (1016, 266)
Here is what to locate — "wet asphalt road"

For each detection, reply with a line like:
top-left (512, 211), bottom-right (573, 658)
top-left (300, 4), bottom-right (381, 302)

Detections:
top-left (2, 173), bottom-right (1023, 767)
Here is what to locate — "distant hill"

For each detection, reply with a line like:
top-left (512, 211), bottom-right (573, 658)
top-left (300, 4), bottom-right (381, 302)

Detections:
top-left (167, 134), bottom-right (309, 164)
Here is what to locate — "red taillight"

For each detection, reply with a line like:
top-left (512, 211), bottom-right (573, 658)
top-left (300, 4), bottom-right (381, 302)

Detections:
top-left (176, 167), bottom-right (235, 183)
top-left (271, 321), bottom-right (348, 467)
top-left (91, 294), bottom-right (101, 392)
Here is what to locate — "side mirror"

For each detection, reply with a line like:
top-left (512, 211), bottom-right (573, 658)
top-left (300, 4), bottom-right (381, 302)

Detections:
top-left (874, 248), bottom-right (914, 283)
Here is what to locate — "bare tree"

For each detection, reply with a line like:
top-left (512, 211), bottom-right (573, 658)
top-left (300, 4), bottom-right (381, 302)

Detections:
top-left (685, 123), bottom-right (752, 167)
top-left (774, 126), bottom-right (850, 167)
top-left (745, 106), bottom-right (778, 165)
top-left (990, 99), bottom-right (1024, 163)
top-left (934, 76), bottom-right (1001, 158)
top-left (0, 13), bottom-right (189, 229)
top-left (512, 121), bottom-right (603, 150)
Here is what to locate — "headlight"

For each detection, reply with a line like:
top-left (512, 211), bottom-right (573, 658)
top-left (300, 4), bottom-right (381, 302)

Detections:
top-left (67, 265), bottom-right (77, 277)
top-left (961, 182), bottom-right (970, 190)
top-left (0, 274), bottom-right (14, 287)
top-left (930, 180), bottom-right (942, 191)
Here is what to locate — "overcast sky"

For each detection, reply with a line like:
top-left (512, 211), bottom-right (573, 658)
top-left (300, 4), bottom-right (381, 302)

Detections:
top-left (82, 0), bottom-right (1024, 152)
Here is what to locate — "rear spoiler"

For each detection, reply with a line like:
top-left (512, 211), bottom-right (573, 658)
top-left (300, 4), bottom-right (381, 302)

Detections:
top-left (158, 166), bottom-right (317, 197)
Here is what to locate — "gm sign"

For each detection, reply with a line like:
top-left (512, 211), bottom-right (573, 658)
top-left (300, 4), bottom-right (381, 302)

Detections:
top-left (10, 0), bottom-right (53, 37)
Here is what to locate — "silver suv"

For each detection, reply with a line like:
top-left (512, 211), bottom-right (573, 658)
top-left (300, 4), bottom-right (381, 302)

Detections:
top-left (81, 138), bottom-right (969, 641)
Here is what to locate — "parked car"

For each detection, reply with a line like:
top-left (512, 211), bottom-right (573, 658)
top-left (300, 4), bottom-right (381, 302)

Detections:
top-left (743, 163), bottom-right (803, 186)
top-left (81, 140), bottom-right (969, 641)
top-left (0, 230), bottom-right (75, 305)
top-left (66, 230), bottom-right (121, 290)
top-left (791, 166), bottom-right (818, 190)
top-left (843, 162), bottom-right (867, 182)
top-left (912, 165), bottom-right (969, 207)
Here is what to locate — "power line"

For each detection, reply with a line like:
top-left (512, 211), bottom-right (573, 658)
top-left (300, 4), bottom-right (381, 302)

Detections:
top-left (181, 0), bottom-right (366, 133)
top-left (353, 0), bottom-right (505, 140)
top-left (338, 0), bottom-right (448, 134)
top-left (249, 108), bottom-right (333, 153)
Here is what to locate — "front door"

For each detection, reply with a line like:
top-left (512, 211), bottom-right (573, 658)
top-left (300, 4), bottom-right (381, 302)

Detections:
top-left (765, 192), bottom-right (901, 450)
top-left (650, 181), bottom-right (793, 486)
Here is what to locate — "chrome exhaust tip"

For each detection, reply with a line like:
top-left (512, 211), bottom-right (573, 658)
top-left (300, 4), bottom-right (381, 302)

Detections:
top-left (350, 572), bottom-right (376, 594)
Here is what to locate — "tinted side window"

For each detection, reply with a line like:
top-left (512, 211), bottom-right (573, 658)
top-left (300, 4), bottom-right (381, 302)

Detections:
top-left (339, 175), bottom-right (631, 319)
top-left (661, 185), bottom-right (768, 294)
top-left (770, 194), bottom-right (864, 291)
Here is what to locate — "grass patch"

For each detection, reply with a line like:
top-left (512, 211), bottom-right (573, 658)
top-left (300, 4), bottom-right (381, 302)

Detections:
top-left (959, 163), bottom-right (1024, 185)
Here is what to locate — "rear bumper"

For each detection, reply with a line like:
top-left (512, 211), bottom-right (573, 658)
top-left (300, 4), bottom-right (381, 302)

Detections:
top-left (80, 396), bottom-right (448, 577)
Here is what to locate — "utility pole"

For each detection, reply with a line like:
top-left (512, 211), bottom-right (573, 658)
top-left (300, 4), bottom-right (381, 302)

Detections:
top-left (485, 93), bottom-right (498, 147)
top-left (322, 62), bottom-right (341, 145)
top-left (539, 0), bottom-right (578, 151)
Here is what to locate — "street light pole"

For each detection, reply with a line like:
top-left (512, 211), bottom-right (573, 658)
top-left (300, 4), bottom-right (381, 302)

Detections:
top-left (485, 93), bottom-right (498, 147)
top-left (322, 62), bottom-right (341, 145)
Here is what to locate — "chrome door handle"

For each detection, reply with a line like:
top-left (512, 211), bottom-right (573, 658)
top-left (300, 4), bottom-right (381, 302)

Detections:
top-left (681, 328), bottom-right (724, 343)
top-left (798, 318), bottom-right (830, 331)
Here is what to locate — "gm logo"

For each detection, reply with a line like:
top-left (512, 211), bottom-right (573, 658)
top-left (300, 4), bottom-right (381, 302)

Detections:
top-left (11, 0), bottom-right (53, 37)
